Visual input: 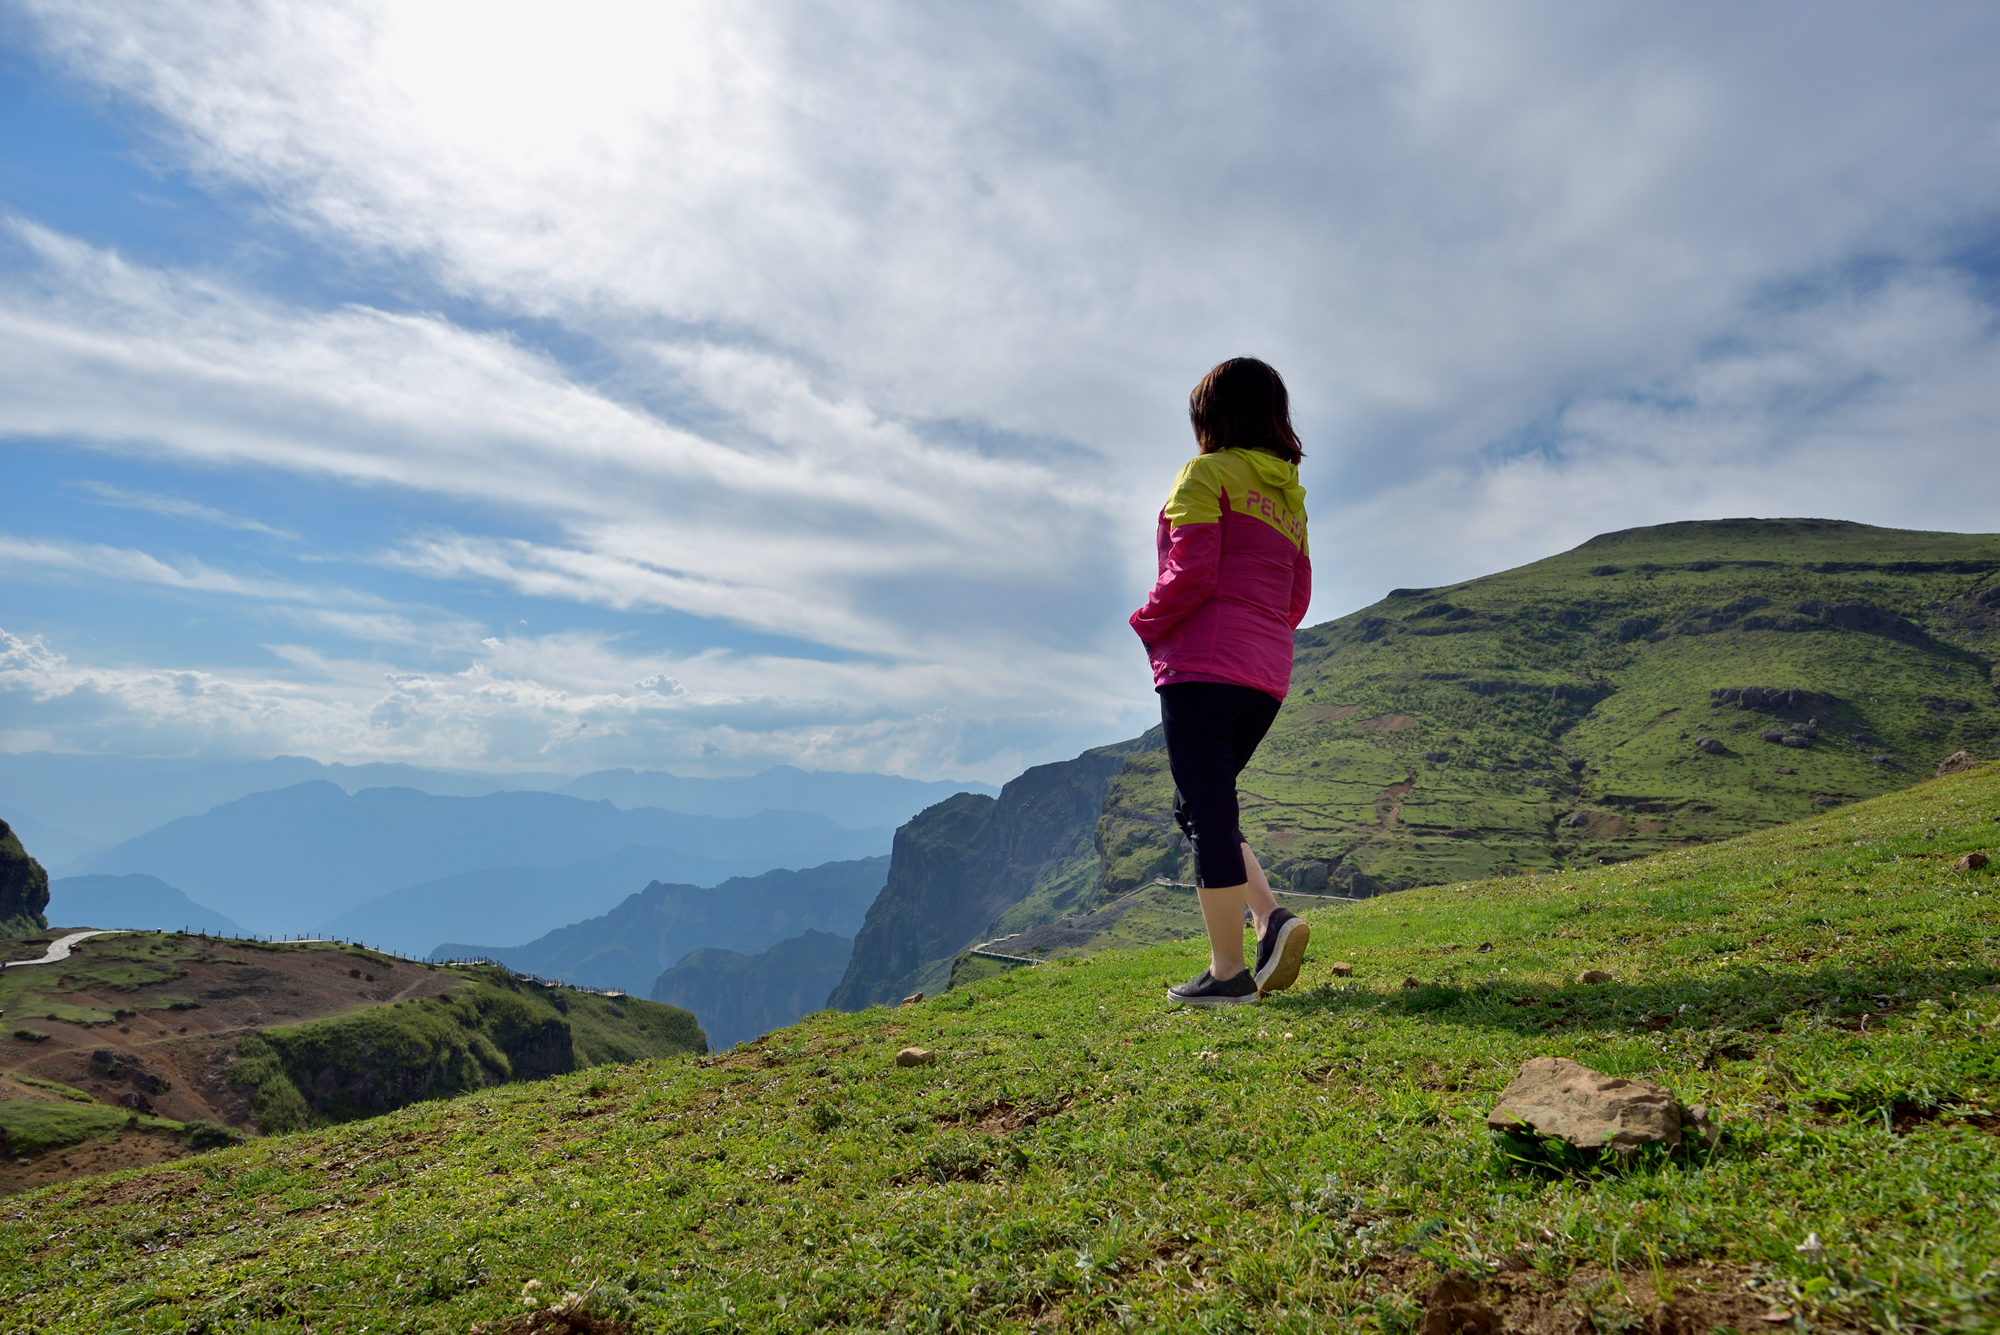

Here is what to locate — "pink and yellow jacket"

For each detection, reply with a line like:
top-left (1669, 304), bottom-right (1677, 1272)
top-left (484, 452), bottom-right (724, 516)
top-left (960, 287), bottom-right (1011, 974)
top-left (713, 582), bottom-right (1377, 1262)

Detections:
top-left (1129, 448), bottom-right (1311, 701)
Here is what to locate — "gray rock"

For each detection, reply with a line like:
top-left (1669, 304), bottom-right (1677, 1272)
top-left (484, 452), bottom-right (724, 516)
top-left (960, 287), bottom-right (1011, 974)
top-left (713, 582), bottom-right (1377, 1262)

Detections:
top-left (895, 1047), bottom-right (934, 1067)
top-left (1486, 1056), bottom-right (1683, 1157)
top-left (1695, 737), bottom-right (1726, 755)
top-left (1780, 734), bottom-right (1812, 749)
top-left (1563, 811), bottom-right (1589, 828)
top-left (1760, 728), bottom-right (1786, 743)
top-left (1938, 751), bottom-right (1977, 777)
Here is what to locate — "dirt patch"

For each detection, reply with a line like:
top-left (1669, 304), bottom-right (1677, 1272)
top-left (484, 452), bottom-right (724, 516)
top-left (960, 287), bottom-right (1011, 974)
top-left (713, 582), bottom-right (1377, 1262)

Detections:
top-left (0, 1126), bottom-right (192, 1197)
top-left (948, 1095), bottom-right (1074, 1135)
top-left (1418, 1262), bottom-right (1797, 1335)
top-left (1358, 714), bottom-right (1419, 733)
top-left (1377, 775), bottom-right (1419, 827)
top-left (67, 1164), bottom-right (206, 1210)
top-left (494, 1306), bottom-right (632, 1335)
top-left (1301, 702), bottom-right (1364, 724)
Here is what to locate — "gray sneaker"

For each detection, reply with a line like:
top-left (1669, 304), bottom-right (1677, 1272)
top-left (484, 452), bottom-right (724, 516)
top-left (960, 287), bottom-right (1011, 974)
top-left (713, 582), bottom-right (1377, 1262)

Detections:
top-left (1253, 908), bottom-right (1310, 995)
top-left (1166, 968), bottom-right (1259, 1007)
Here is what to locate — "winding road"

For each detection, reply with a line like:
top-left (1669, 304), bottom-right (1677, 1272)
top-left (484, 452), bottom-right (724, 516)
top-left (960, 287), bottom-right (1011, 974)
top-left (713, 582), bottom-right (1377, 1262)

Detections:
top-left (3, 929), bottom-right (126, 969)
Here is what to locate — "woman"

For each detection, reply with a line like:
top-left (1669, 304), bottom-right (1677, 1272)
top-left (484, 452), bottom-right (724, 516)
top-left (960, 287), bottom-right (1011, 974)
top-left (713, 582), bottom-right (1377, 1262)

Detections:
top-left (1130, 357), bottom-right (1313, 1006)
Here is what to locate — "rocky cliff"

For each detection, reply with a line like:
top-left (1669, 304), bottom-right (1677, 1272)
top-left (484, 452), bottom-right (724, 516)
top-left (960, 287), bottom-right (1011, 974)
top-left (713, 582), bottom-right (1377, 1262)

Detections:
top-left (826, 733), bottom-right (1162, 1009)
top-left (0, 818), bottom-right (50, 937)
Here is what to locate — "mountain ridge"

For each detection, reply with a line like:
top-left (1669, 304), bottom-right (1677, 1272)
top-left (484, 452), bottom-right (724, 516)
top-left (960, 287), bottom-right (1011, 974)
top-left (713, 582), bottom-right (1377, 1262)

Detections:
top-left (835, 518), bottom-right (1998, 1002)
top-left (72, 783), bottom-right (892, 935)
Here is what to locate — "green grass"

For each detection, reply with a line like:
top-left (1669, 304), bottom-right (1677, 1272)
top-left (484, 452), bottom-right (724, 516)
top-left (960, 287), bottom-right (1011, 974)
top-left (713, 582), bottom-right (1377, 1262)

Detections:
top-left (1099, 518), bottom-right (2000, 900)
top-left (0, 1101), bottom-right (183, 1158)
top-left (2, 765), bottom-right (1996, 1331)
top-left (230, 966), bottom-right (707, 1133)
top-left (6, 993), bottom-right (119, 1025)
top-left (4, 1072), bottom-right (93, 1103)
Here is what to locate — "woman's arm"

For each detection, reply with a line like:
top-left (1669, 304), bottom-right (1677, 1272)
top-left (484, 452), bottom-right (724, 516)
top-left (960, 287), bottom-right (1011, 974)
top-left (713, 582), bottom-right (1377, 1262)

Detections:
top-left (1287, 546), bottom-right (1313, 629)
top-left (1130, 520), bottom-right (1222, 643)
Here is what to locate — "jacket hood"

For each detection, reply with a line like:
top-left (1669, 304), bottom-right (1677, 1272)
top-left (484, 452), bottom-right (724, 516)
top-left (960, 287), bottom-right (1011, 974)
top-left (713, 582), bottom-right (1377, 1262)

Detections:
top-left (1235, 449), bottom-right (1306, 513)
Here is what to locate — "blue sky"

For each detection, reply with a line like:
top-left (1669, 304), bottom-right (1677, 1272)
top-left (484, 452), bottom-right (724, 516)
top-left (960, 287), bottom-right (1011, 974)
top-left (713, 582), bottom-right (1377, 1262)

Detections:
top-left (2, 1), bottom-right (1998, 784)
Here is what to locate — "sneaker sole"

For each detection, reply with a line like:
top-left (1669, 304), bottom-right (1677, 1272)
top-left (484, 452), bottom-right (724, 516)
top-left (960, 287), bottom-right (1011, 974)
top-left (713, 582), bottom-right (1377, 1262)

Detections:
top-left (1254, 917), bottom-right (1310, 994)
top-left (1164, 986), bottom-right (1260, 1008)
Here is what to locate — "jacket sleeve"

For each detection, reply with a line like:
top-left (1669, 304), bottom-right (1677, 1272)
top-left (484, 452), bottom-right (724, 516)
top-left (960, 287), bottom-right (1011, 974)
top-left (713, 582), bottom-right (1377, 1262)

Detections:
top-left (1287, 547), bottom-right (1313, 629)
top-left (1130, 520), bottom-right (1222, 643)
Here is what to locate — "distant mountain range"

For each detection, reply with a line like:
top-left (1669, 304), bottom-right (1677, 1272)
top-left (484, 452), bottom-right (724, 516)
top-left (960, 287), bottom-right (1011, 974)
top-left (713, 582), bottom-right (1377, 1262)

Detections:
top-left (433, 856), bottom-right (890, 998)
top-left (70, 783), bottom-right (894, 936)
top-left (319, 845), bottom-right (772, 958)
top-left (46, 873), bottom-right (243, 936)
top-left (560, 766), bottom-right (996, 828)
top-left (0, 755), bottom-right (996, 870)
top-left (0, 755), bottom-right (570, 859)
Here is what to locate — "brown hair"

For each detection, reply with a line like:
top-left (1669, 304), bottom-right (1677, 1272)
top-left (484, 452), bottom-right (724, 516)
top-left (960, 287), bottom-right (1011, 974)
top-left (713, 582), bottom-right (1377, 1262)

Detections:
top-left (1188, 357), bottom-right (1303, 464)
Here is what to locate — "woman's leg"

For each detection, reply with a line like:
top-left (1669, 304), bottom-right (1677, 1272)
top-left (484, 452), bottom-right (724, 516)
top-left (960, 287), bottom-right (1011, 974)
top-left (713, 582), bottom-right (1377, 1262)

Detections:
top-left (1161, 684), bottom-right (1254, 980)
top-left (1243, 842), bottom-right (1279, 936)
top-left (1195, 878), bottom-right (1249, 979)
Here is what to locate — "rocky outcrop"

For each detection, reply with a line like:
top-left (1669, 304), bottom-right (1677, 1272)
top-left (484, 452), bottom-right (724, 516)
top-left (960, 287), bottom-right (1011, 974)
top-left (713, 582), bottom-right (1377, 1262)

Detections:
top-left (827, 735), bottom-right (1159, 1009)
top-left (1938, 750), bottom-right (1978, 777)
top-left (0, 818), bottom-right (50, 936)
top-left (1486, 1057), bottom-right (1704, 1159)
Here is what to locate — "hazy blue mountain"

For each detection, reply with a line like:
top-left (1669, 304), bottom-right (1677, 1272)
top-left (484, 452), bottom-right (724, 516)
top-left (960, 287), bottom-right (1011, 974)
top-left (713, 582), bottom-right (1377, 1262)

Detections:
top-left (650, 929), bottom-right (854, 1050)
top-left (0, 752), bottom-right (569, 858)
top-left (0, 803), bottom-right (103, 868)
top-left (46, 873), bottom-right (244, 936)
top-left (74, 784), bottom-right (892, 936)
top-left (320, 845), bottom-right (768, 958)
top-left (559, 765), bottom-right (996, 828)
top-left (433, 856), bottom-right (888, 996)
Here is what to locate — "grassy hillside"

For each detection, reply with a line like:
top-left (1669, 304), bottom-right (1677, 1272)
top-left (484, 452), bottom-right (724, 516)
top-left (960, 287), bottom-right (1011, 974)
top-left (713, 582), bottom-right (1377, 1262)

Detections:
top-left (229, 964), bottom-right (706, 1133)
top-left (0, 932), bottom-right (704, 1194)
top-left (5, 764), bottom-right (1995, 1332)
top-left (1099, 518), bottom-right (2000, 899)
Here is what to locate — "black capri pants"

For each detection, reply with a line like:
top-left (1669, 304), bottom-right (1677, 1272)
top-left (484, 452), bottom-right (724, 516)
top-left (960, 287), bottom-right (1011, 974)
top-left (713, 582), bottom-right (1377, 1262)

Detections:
top-left (1158, 681), bottom-right (1282, 888)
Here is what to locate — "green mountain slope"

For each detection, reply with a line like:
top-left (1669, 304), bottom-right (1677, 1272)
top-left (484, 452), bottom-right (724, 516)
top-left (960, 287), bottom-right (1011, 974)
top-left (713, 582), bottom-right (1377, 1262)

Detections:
top-left (229, 964), bottom-right (707, 1133)
top-left (5, 764), bottom-right (1995, 1331)
top-left (1098, 518), bottom-right (1999, 898)
top-left (0, 931), bottom-right (705, 1187)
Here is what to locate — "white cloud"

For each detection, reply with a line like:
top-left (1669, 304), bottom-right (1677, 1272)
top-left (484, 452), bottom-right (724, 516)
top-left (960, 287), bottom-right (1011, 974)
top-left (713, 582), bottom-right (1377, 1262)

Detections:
top-left (72, 480), bottom-right (297, 537)
top-left (1329, 270), bottom-right (2000, 592)
top-left (0, 625), bottom-right (1137, 779)
top-left (3, 1), bottom-right (1998, 774)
